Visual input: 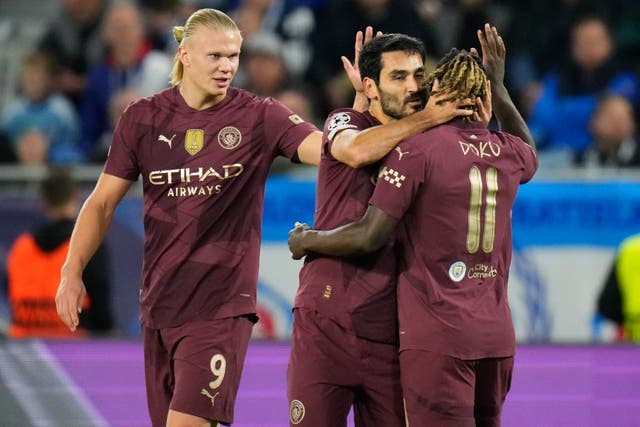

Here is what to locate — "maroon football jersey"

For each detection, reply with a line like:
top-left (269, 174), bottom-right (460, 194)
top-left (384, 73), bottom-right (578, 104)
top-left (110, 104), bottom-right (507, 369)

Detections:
top-left (370, 119), bottom-right (537, 359)
top-left (294, 108), bottom-right (399, 344)
top-left (105, 86), bottom-right (317, 328)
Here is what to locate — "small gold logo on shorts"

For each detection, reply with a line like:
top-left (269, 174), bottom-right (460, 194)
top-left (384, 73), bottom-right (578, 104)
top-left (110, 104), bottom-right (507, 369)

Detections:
top-left (322, 285), bottom-right (333, 300)
top-left (185, 129), bottom-right (204, 155)
top-left (290, 399), bottom-right (305, 424)
top-left (201, 389), bottom-right (219, 407)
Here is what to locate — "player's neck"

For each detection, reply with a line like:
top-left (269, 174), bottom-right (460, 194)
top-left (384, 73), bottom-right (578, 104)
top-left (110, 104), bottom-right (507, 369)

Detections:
top-left (368, 102), bottom-right (394, 125)
top-left (178, 83), bottom-right (226, 111)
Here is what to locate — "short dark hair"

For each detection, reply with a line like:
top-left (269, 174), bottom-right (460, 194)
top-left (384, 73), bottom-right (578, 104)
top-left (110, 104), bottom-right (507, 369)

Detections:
top-left (358, 33), bottom-right (426, 85)
top-left (40, 167), bottom-right (78, 208)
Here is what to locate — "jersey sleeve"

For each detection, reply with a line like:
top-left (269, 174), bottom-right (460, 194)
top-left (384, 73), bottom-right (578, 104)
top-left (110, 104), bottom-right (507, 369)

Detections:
top-left (263, 98), bottom-right (318, 162)
top-left (323, 109), bottom-right (371, 154)
top-left (103, 104), bottom-right (140, 181)
top-left (497, 131), bottom-right (538, 183)
top-left (369, 139), bottom-right (425, 220)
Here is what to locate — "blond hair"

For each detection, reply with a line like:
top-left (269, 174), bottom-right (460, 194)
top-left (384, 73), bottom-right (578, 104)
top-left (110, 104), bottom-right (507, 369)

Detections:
top-left (427, 49), bottom-right (488, 120)
top-left (170, 8), bottom-right (240, 86)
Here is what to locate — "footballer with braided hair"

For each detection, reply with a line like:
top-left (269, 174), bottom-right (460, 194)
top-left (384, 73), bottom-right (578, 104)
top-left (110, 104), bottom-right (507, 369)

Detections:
top-left (289, 24), bottom-right (536, 426)
top-left (428, 48), bottom-right (489, 115)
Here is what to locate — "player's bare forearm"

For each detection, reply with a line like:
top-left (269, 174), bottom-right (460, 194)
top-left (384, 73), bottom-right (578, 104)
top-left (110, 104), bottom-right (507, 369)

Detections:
top-left (288, 206), bottom-right (397, 259)
top-left (290, 226), bottom-right (375, 259)
top-left (296, 131), bottom-right (322, 165)
top-left (333, 96), bottom-right (472, 168)
top-left (62, 173), bottom-right (131, 275)
top-left (63, 198), bottom-right (114, 274)
top-left (491, 83), bottom-right (535, 150)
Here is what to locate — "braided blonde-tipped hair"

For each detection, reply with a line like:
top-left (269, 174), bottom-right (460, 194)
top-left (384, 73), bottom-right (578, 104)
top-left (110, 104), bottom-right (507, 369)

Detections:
top-left (170, 8), bottom-right (240, 86)
top-left (427, 49), bottom-right (488, 120)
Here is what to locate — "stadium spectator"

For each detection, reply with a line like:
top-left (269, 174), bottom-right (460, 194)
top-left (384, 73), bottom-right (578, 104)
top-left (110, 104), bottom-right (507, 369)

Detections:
top-left (237, 31), bottom-right (290, 97)
top-left (580, 95), bottom-right (639, 167)
top-left (6, 168), bottom-right (114, 338)
top-left (527, 16), bottom-right (639, 165)
top-left (1, 51), bottom-right (83, 164)
top-left (229, 0), bottom-right (323, 78)
top-left (80, 1), bottom-right (172, 162)
top-left (13, 129), bottom-right (49, 166)
top-left (37, 0), bottom-right (107, 107)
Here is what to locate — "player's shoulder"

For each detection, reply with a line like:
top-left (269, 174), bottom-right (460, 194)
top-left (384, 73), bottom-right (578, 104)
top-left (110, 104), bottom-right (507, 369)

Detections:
top-left (123, 87), bottom-right (175, 117)
top-left (491, 129), bottom-right (533, 152)
top-left (232, 87), bottom-right (277, 109)
top-left (326, 108), bottom-right (369, 124)
top-left (324, 108), bottom-right (373, 138)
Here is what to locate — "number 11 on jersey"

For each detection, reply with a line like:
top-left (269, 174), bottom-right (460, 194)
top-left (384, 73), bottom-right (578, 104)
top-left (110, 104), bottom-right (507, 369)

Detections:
top-left (467, 166), bottom-right (498, 254)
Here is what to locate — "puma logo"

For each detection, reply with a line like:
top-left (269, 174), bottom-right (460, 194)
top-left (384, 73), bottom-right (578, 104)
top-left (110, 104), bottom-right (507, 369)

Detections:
top-left (201, 389), bottom-right (220, 407)
top-left (158, 134), bottom-right (176, 149)
top-left (395, 146), bottom-right (409, 160)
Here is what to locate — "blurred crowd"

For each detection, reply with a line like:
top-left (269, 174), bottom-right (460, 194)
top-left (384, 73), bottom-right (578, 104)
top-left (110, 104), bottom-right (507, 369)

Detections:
top-left (0, 0), bottom-right (638, 170)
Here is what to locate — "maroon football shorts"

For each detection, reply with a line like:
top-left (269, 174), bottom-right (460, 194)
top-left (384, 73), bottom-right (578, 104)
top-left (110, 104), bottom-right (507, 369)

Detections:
top-left (400, 349), bottom-right (513, 427)
top-left (287, 308), bottom-right (404, 427)
top-left (142, 316), bottom-right (254, 426)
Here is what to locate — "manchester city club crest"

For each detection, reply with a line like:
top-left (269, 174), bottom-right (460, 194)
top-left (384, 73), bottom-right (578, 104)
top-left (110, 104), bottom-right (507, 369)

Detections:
top-left (218, 126), bottom-right (242, 150)
top-left (185, 129), bottom-right (204, 155)
top-left (290, 399), bottom-right (305, 424)
top-left (449, 261), bottom-right (467, 282)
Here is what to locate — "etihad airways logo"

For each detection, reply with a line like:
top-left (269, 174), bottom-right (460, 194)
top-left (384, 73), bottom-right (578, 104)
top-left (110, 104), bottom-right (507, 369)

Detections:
top-left (148, 165), bottom-right (244, 197)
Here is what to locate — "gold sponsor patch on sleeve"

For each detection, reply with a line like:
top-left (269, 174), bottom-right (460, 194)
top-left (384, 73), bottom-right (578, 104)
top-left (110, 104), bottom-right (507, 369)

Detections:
top-left (288, 114), bottom-right (304, 125)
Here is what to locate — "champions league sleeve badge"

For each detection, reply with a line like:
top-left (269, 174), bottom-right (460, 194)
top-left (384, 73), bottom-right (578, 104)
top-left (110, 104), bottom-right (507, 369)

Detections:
top-left (327, 112), bottom-right (356, 140)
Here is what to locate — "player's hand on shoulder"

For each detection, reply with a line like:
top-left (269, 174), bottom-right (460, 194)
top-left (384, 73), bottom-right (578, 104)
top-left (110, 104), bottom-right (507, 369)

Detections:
top-left (288, 222), bottom-right (311, 260)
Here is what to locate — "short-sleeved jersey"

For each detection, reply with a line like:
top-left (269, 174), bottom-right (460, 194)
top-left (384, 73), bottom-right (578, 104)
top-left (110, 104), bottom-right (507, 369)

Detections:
top-left (370, 119), bottom-right (537, 359)
top-left (294, 108), bottom-right (399, 344)
top-left (105, 86), bottom-right (317, 329)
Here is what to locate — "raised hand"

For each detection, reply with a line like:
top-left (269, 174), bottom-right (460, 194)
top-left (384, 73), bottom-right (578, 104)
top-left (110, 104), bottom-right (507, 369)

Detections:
top-left (342, 26), bottom-right (383, 94)
top-left (476, 23), bottom-right (506, 85)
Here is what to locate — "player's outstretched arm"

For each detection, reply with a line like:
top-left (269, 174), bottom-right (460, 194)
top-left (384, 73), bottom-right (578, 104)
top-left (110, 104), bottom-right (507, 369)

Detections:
top-left (477, 23), bottom-right (535, 150)
top-left (332, 82), bottom-right (475, 168)
top-left (56, 173), bottom-right (132, 331)
top-left (288, 206), bottom-right (398, 259)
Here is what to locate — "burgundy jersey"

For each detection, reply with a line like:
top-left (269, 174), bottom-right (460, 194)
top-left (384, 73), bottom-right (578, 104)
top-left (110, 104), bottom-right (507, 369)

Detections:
top-left (105, 86), bottom-right (317, 328)
top-left (294, 109), bottom-right (398, 344)
top-left (370, 119), bottom-right (537, 359)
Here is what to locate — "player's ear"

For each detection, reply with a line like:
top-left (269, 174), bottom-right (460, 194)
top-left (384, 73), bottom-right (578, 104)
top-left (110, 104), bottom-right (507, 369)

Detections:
top-left (178, 45), bottom-right (190, 67)
top-left (363, 77), bottom-right (379, 101)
